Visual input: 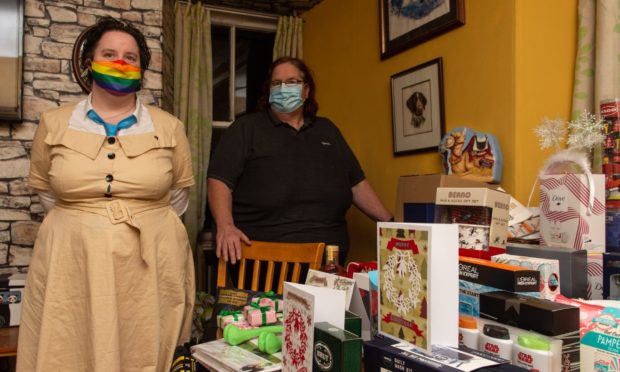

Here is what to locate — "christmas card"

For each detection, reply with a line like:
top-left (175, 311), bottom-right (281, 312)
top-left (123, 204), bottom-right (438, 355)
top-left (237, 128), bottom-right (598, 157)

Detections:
top-left (377, 222), bottom-right (459, 353)
top-left (305, 269), bottom-right (356, 308)
top-left (281, 282), bottom-right (345, 372)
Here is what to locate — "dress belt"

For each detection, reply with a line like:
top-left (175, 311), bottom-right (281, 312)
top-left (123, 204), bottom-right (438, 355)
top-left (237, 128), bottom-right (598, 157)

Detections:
top-left (55, 199), bottom-right (171, 263)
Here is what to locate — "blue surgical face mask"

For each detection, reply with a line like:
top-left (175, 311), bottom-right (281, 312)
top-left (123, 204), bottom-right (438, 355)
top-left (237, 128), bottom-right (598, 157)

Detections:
top-left (269, 84), bottom-right (305, 113)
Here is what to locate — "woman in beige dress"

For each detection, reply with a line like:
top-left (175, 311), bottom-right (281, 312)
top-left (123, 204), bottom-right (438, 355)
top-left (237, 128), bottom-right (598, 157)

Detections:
top-left (17, 17), bottom-right (195, 371)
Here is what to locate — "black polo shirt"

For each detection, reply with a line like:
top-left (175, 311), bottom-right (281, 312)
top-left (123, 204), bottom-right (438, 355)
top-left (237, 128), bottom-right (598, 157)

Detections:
top-left (207, 110), bottom-right (365, 254)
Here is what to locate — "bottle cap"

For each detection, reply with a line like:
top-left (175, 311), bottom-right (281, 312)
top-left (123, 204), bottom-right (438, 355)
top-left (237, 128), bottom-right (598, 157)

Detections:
top-left (517, 334), bottom-right (550, 351)
top-left (482, 324), bottom-right (510, 340)
top-left (459, 315), bottom-right (477, 330)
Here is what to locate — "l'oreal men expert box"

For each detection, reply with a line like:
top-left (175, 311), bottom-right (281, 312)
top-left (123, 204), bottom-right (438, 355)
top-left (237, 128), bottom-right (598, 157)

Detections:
top-left (435, 188), bottom-right (510, 260)
top-left (491, 253), bottom-right (560, 301)
top-left (459, 257), bottom-right (540, 317)
top-left (506, 242), bottom-right (588, 299)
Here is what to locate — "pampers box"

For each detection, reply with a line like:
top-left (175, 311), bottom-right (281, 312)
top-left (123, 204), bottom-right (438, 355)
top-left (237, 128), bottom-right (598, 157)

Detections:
top-left (491, 254), bottom-right (560, 300)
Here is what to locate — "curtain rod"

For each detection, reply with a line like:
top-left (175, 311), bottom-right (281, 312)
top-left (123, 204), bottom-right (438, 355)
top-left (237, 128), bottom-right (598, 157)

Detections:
top-left (177, 1), bottom-right (280, 21)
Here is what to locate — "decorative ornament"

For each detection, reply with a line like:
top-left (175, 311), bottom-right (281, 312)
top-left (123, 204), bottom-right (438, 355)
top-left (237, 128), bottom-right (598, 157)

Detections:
top-left (382, 249), bottom-right (422, 315)
top-left (533, 117), bottom-right (566, 151)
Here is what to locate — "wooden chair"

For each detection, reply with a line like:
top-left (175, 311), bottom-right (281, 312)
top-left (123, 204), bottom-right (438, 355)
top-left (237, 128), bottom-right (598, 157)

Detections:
top-left (216, 241), bottom-right (325, 294)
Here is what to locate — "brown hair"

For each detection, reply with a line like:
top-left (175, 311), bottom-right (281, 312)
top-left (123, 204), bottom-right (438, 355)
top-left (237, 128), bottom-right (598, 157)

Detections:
top-left (257, 57), bottom-right (319, 117)
top-left (80, 16), bottom-right (151, 86)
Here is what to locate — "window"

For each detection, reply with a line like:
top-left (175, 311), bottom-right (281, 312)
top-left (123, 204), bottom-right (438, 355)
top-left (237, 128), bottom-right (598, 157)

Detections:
top-left (209, 7), bottom-right (277, 128)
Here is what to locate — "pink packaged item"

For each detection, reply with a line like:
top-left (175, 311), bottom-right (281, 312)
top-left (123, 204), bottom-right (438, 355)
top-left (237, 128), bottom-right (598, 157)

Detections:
top-left (250, 291), bottom-right (283, 313)
top-left (554, 294), bottom-right (604, 338)
top-left (244, 303), bottom-right (277, 327)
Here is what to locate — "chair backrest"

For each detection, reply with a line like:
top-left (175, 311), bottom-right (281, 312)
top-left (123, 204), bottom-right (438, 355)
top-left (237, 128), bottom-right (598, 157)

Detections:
top-left (216, 241), bottom-right (325, 294)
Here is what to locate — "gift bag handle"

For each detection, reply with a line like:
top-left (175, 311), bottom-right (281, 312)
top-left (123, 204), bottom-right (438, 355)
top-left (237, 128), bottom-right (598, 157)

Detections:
top-left (537, 150), bottom-right (596, 216)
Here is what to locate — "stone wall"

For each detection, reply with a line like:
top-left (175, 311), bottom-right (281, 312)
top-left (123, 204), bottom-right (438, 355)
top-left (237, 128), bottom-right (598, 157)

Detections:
top-left (0, 0), bottom-right (164, 274)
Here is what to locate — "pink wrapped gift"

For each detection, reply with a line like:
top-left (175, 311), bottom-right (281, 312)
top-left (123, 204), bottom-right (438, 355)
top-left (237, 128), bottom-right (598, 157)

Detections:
top-left (217, 309), bottom-right (245, 328)
top-left (222, 319), bottom-right (253, 330)
top-left (244, 303), bottom-right (277, 326)
top-left (250, 292), bottom-right (283, 313)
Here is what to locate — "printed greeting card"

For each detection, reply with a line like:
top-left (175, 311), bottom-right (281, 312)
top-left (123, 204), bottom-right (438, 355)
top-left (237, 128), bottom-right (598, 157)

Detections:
top-left (282, 283), bottom-right (345, 372)
top-left (305, 269), bottom-right (356, 308)
top-left (377, 222), bottom-right (459, 353)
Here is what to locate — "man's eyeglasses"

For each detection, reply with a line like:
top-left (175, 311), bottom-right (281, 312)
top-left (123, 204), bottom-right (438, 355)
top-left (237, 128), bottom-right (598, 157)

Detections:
top-left (270, 79), bottom-right (305, 87)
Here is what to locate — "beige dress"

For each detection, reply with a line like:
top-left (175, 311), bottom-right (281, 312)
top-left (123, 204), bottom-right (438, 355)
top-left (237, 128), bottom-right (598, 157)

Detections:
top-left (17, 102), bottom-right (195, 371)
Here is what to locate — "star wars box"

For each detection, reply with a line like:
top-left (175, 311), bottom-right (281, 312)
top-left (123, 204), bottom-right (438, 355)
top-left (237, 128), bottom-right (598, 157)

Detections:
top-left (313, 322), bottom-right (361, 372)
top-left (506, 242), bottom-right (588, 299)
top-left (0, 272), bottom-right (26, 328)
top-left (435, 188), bottom-right (510, 260)
top-left (479, 291), bottom-right (580, 371)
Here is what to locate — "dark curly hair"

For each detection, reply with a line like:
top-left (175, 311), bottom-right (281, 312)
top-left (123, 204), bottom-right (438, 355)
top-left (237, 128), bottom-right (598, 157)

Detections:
top-left (257, 57), bottom-right (319, 118)
top-left (80, 16), bottom-right (151, 87)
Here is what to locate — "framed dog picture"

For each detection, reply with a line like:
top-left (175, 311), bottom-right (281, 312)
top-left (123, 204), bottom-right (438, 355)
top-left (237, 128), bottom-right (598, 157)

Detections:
top-left (391, 58), bottom-right (445, 155)
top-left (380, 0), bottom-right (465, 59)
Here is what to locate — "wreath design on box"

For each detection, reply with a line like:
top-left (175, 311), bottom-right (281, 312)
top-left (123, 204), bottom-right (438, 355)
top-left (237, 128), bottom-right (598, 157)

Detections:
top-left (382, 249), bottom-right (422, 315)
top-left (284, 308), bottom-right (309, 368)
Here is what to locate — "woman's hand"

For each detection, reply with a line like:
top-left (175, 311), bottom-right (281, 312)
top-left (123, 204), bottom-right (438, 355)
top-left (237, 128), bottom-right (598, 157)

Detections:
top-left (215, 223), bottom-right (251, 264)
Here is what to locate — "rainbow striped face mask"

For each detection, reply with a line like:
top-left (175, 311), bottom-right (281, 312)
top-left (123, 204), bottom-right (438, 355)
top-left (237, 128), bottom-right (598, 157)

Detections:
top-left (91, 60), bottom-right (141, 94)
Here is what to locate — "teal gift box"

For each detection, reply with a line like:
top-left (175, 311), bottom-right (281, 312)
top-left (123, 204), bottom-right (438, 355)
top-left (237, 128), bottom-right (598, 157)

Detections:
top-left (313, 322), bottom-right (362, 372)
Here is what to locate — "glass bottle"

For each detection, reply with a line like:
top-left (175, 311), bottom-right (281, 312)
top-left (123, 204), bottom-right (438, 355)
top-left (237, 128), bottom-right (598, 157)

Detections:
top-left (321, 245), bottom-right (346, 276)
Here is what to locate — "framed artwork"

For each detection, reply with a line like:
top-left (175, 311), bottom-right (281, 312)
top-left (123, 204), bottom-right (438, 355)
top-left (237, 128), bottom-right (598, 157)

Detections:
top-left (380, 0), bottom-right (465, 59)
top-left (391, 57), bottom-right (445, 155)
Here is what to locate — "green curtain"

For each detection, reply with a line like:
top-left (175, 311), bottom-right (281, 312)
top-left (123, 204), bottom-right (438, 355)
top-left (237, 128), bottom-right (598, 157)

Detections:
top-left (571, 0), bottom-right (620, 172)
top-left (273, 16), bottom-right (304, 60)
top-left (174, 2), bottom-right (213, 290)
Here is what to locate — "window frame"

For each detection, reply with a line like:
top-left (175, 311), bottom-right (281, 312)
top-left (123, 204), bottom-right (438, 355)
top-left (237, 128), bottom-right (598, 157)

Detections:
top-left (207, 6), bottom-right (277, 128)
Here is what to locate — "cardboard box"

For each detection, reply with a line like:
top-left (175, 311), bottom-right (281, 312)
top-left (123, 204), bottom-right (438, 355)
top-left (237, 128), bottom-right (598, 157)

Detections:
top-left (479, 291), bottom-right (580, 371)
top-left (459, 257), bottom-right (540, 293)
top-left (344, 310), bottom-right (361, 338)
top-left (395, 174), bottom-right (495, 223)
top-left (363, 337), bottom-right (524, 372)
top-left (603, 252), bottom-right (620, 299)
top-left (313, 322), bottom-right (361, 372)
top-left (506, 243), bottom-right (588, 299)
top-left (491, 254), bottom-right (560, 300)
top-left (0, 273), bottom-right (25, 328)
top-left (435, 188), bottom-right (510, 259)
top-left (580, 306), bottom-right (620, 372)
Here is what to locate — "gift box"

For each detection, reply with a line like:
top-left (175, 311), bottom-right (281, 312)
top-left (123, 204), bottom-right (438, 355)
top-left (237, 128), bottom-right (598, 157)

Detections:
top-left (435, 188), bottom-right (510, 260)
top-left (363, 337), bottom-right (525, 372)
top-left (603, 252), bottom-right (620, 299)
top-left (395, 174), bottom-right (496, 223)
top-left (216, 309), bottom-right (245, 329)
top-left (506, 242), bottom-right (588, 299)
top-left (251, 291), bottom-right (283, 313)
top-left (539, 173), bottom-right (605, 251)
top-left (491, 254), bottom-right (560, 300)
top-left (312, 322), bottom-right (361, 372)
top-left (479, 291), bottom-right (580, 371)
top-left (0, 273), bottom-right (26, 328)
top-left (459, 257), bottom-right (540, 293)
top-left (344, 310), bottom-right (361, 337)
top-left (244, 304), bottom-right (277, 327)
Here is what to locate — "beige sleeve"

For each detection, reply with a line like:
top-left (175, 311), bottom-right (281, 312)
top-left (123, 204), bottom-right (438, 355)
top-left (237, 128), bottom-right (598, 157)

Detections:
top-left (28, 113), bottom-right (52, 191)
top-left (171, 120), bottom-right (195, 189)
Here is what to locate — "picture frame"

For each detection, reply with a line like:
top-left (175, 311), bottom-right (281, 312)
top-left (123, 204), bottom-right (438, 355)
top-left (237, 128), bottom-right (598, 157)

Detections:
top-left (380, 0), bottom-right (465, 59)
top-left (391, 57), bottom-right (445, 155)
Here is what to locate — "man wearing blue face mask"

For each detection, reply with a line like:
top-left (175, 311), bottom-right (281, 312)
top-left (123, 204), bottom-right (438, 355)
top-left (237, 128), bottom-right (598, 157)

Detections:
top-left (207, 57), bottom-right (393, 266)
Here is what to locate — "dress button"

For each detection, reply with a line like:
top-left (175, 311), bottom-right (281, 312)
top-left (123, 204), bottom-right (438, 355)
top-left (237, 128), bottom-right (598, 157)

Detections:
top-left (104, 193), bottom-right (112, 198)
top-left (107, 152), bottom-right (115, 159)
top-left (106, 174), bottom-right (114, 182)
top-left (107, 137), bottom-right (116, 144)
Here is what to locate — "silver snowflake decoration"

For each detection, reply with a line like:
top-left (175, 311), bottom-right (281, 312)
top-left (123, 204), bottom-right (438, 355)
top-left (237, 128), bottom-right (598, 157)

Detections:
top-left (533, 117), bottom-right (566, 151)
top-left (566, 110), bottom-right (606, 151)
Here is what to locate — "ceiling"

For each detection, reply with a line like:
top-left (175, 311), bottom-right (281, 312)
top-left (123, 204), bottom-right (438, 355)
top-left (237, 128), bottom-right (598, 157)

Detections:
top-left (201, 0), bottom-right (325, 15)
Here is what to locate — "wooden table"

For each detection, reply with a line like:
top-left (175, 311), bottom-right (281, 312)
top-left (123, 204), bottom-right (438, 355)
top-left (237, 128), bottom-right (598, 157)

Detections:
top-left (0, 327), bottom-right (18, 357)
